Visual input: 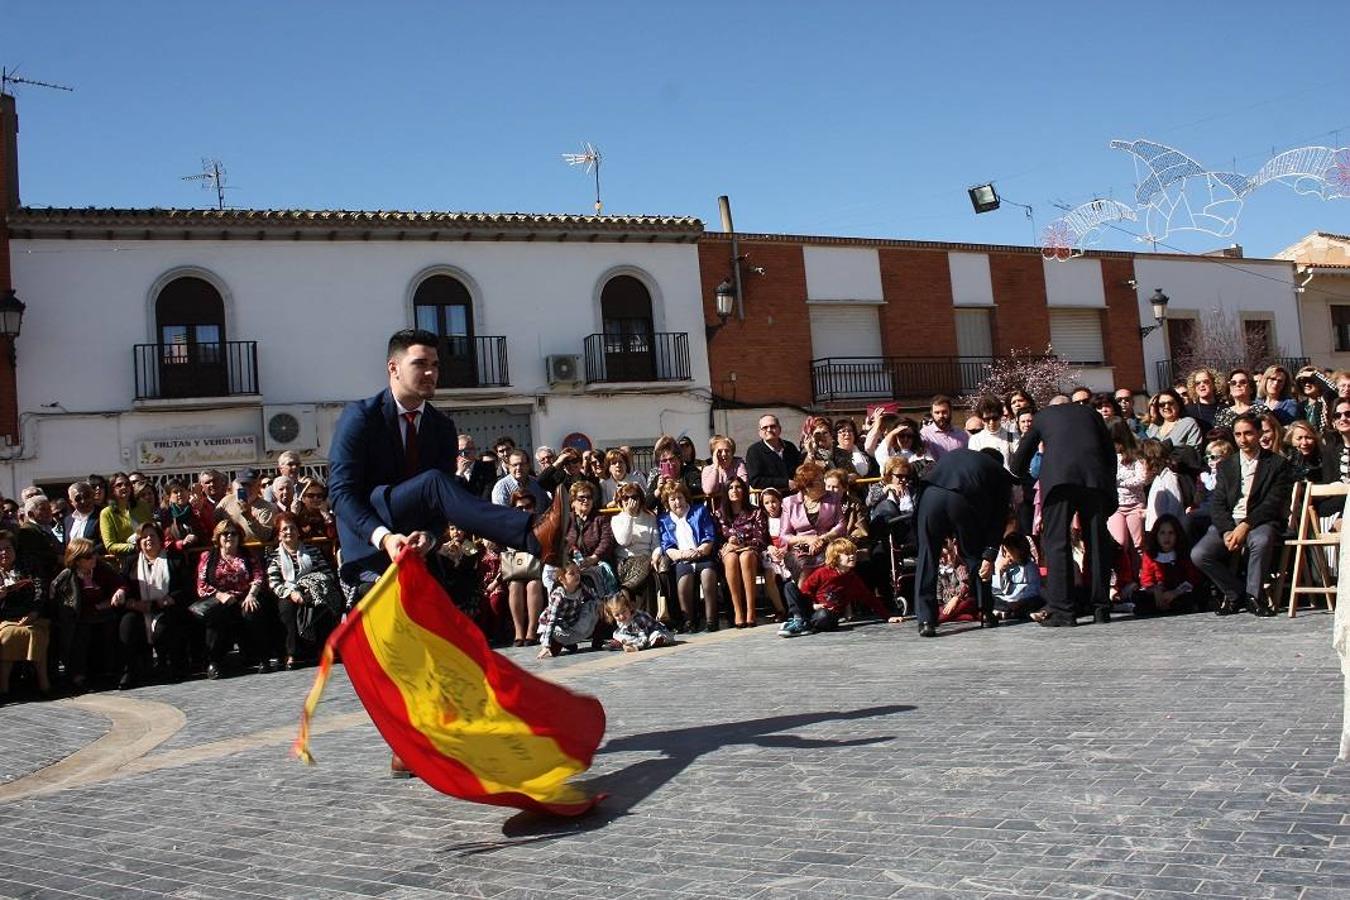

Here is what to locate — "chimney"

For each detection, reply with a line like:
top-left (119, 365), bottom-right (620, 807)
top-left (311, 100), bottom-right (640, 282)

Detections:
top-left (0, 92), bottom-right (16, 213)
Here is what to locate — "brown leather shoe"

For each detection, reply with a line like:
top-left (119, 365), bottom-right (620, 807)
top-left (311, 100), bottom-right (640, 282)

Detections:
top-left (390, 753), bottom-right (414, 779)
top-left (530, 489), bottom-right (568, 567)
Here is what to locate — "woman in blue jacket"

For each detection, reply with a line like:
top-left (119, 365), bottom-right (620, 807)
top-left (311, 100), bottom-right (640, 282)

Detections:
top-left (656, 483), bottom-right (720, 633)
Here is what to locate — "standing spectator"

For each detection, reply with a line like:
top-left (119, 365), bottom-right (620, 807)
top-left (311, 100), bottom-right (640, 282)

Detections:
top-left (677, 435), bottom-right (702, 469)
top-left (1192, 413), bottom-right (1291, 617)
top-left (599, 449), bottom-right (644, 507)
top-left (1108, 420), bottom-right (1150, 575)
top-left (534, 445), bottom-right (557, 475)
top-left (539, 447), bottom-right (599, 500)
top-left (745, 415), bottom-right (801, 493)
top-left (1258, 365), bottom-right (1297, 425)
top-left (0, 530), bottom-right (51, 700)
top-left (197, 469), bottom-right (228, 507)
top-left (874, 417), bottom-right (933, 473)
top-left (833, 417), bottom-right (874, 477)
top-left (714, 477), bottom-right (768, 628)
top-left (293, 476), bottom-right (338, 544)
top-left (264, 451), bottom-right (303, 502)
top-left (86, 474), bottom-right (109, 511)
top-left (502, 491), bottom-right (547, 647)
top-left (157, 479), bottom-right (209, 554)
top-left (1294, 366), bottom-right (1329, 431)
top-left (700, 434), bottom-right (748, 499)
top-left (195, 520), bottom-right (270, 678)
top-left (919, 395), bottom-right (968, 462)
top-left (100, 472), bottom-right (152, 560)
top-left (214, 469), bottom-right (278, 544)
top-left (1184, 368), bottom-right (1224, 432)
top-left (491, 436), bottom-right (517, 479)
top-left (491, 448), bottom-right (549, 508)
top-left (967, 396), bottom-right (1018, 469)
top-left (1115, 388), bottom-right (1148, 439)
top-left (51, 538), bottom-right (123, 690)
top-left (645, 436), bottom-right (701, 508)
top-left (62, 482), bottom-right (102, 550)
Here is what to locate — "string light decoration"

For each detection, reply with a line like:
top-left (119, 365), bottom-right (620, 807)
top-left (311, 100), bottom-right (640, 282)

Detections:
top-left (1040, 138), bottom-right (1350, 260)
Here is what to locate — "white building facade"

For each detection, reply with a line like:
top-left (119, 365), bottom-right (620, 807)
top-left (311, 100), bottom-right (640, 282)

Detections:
top-left (4, 208), bottom-right (710, 494)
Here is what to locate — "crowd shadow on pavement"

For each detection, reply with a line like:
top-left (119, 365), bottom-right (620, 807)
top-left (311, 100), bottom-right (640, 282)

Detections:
top-left (440, 704), bottom-right (914, 855)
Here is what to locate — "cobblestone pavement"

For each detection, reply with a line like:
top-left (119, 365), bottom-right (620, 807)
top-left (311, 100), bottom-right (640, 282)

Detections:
top-left (0, 610), bottom-right (1347, 899)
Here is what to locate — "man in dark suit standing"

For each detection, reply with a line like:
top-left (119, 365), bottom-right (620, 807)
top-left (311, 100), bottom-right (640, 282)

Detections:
top-left (1010, 399), bottom-right (1117, 627)
top-left (61, 482), bottom-right (103, 551)
top-left (329, 329), bottom-right (562, 593)
top-left (912, 448), bottom-right (1015, 637)
top-left (1192, 413), bottom-right (1292, 617)
top-left (745, 414), bottom-right (802, 492)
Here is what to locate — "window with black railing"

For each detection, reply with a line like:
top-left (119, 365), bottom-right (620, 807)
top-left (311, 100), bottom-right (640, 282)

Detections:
top-left (584, 332), bottom-right (691, 383)
top-left (134, 341), bottom-right (259, 400)
top-left (435, 335), bottom-right (510, 389)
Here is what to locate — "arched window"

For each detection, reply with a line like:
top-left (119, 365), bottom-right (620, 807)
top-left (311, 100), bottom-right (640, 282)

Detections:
top-left (413, 275), bottom-right (476, 388)
top-left (153, 276), bottom-right (227, 397)
top-left (599, 275), bottom-right (655, 382)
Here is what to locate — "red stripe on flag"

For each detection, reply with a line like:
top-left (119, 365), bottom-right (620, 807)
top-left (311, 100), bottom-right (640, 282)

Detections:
top-left (394, 556), bottom-right (606, 766)
top-left (335, 600), bottom-right (598, 816)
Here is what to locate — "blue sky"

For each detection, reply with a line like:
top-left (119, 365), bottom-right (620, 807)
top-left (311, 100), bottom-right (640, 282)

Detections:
top-left (4, 1), bottom-right (1349, 257)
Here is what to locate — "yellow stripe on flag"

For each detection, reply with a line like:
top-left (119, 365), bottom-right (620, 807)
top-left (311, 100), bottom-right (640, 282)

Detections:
top-left (360, 575), bottom-right (592, 805)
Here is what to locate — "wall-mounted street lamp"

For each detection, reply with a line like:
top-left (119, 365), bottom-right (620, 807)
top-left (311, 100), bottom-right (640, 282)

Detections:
top-left (1139, 288), bottom-right (1169, 339)
top-left (0, 289), bottom-right (26, 365)
top-left (707, 279), bottom-right (736, 340)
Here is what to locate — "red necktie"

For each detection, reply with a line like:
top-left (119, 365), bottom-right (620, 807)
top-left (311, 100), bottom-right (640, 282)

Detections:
top-left (402, 411), bottom-right (420, 478)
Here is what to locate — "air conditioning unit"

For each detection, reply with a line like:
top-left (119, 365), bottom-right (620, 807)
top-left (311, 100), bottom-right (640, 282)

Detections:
top-left (546, 354), bottom-right (582, 385)
top-left (263, 404), bottom-right (319, 454)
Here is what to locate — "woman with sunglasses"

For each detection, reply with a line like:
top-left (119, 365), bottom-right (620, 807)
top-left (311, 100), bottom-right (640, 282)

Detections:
top-left (293, 476), bottom-right (338, 546)
top-left (1214, 368), bottom-right (1268, 429)
top-left (1257, 365), bottom-right (1297, 425)
top-left (1145, 388), bottom-right (1202, 448)
top-left (610, 482), bottom-right (660, 616)
top-left (1184, 368), bottom-right (1224, 432)
top-left (562, 480), bottom-right (616, 597)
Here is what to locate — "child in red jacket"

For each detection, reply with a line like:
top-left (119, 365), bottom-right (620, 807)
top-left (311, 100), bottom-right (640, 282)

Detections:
top-left (1134, 514), bottom-right (1204, 617)
top-left (779, 538), bottom-right (904, 636)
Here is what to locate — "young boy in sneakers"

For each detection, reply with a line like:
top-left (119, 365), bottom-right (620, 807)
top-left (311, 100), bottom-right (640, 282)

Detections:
top-left (778, 538), bottom-right (903, 636)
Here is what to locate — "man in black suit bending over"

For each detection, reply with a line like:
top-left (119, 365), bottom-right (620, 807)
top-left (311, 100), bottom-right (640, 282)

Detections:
top-left (329, 329), bottom-right (562, 593)
top-left (912, 448), bottom-right (1015, 638)
top-left (1009, 399), bottom-right (1116, 627)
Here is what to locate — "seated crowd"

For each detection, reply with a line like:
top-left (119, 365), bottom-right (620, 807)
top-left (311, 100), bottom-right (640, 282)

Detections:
top-left (0, 362), bottom-right (1344, 702)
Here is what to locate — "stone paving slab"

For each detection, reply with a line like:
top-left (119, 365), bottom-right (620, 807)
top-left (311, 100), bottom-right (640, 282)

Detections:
top-left (0, 703), bottom-right (109, 784)
top-left (0, 611), bottom-right (1347, 898)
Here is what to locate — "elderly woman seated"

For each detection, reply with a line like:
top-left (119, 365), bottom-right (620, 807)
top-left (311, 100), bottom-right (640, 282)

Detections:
top-left (779, 461), bottom-right (847, 578)
top-left (0, 529), bottom-right (51, 701)
top-left (610, 481), bottom-right (661, 616)
top-left (656, 482), bottom-right (720, 633)
top-left (115, 521), bottom-right (193, 686)
top-left (267, 513), bottom-right (343, 670)
top-left (195, 520), bottom-right (270, 679)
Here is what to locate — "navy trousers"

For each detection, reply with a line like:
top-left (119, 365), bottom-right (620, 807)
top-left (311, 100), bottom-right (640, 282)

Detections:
top-left (371, 469), bottom-right (534, 551)
top-left (912, 486), bottom-right (993, 626)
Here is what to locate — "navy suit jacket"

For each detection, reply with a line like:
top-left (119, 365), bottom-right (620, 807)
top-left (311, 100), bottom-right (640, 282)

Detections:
top-left (62, 512), bottom-right (103, 550)
top-left (328, 389), bottom-right (459, 574)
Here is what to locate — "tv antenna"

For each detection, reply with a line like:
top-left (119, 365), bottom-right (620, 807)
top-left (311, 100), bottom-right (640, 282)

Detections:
top-left (562, 141), bottom-right (603, 214)
top-left (181, 158), bottom-right (231, 210)
top-left (1, 66), bottom-right (74, 95)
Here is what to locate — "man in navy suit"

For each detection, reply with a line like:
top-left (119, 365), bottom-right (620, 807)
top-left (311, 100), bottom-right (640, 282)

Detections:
top-left (328, 329), bottom-right (562, 591)
top-left (911, 448), bottom-right (1015, 637)
top-left (61, 481), bottom-right (103, 551)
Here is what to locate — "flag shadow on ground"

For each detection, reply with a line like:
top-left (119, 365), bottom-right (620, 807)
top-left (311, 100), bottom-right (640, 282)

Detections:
top-left (441, 703), bottom-right (913, 854)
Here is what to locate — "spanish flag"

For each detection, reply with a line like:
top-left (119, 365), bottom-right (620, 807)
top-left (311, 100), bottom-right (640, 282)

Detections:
top-left (293, 549), bottom-right (606, 816)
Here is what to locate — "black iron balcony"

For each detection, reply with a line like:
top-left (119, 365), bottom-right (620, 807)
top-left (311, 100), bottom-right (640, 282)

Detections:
top-left (436, 335), bottom-right (509, 389)
top-left (1156, 356), bottom-right (1310, 390)
top-left (811, 356), bottom-right (1014, 403)
top-left (584, 332), bottom-right (691, 383)
top-left (134, 341), bottom-right (259, 401)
